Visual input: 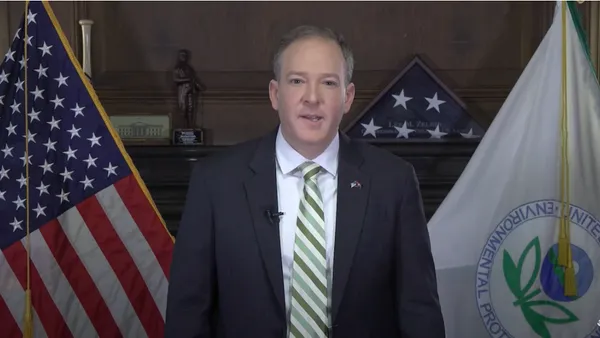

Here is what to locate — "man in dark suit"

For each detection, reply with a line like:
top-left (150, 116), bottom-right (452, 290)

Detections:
top-left (165, 25), bottom-right (445, 338)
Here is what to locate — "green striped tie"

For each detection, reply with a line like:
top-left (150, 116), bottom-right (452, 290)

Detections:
top-left (289, 161), bottom-right (329, 338)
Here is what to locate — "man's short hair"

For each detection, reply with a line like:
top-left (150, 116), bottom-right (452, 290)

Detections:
top-left (272, 25), bottom-right (354, 86)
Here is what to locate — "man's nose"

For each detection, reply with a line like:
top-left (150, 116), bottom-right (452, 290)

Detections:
top-left (303, 83), bottom-right (320, 105)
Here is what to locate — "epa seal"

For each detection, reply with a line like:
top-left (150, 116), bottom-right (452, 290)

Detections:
top-left (475, 200), bottom-right (600, 338)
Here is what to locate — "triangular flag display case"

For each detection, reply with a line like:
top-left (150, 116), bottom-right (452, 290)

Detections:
top-left (126, 57), bottom-right (490, 234)
top-left (344, 56), bottom-right (486, 143)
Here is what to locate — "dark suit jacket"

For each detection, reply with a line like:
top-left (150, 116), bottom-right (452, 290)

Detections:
top-left (165, 128), bottom-right (445, 338)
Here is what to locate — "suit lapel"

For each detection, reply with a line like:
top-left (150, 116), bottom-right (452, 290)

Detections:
top-left (243, 129), bottom-right (286, 314)
top-left (332, 134), bottom-right (369, 322)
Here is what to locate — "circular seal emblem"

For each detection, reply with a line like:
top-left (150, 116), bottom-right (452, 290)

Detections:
top-left (476, 200), bottom-right (600, 337)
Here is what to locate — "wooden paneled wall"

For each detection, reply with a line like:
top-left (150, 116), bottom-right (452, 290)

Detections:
top-left (0, 1), bottom-right (594, 234)
top-left (1, 1), bottom-right (581, 145)
top-left (88, 1), bottom-right (555, 144)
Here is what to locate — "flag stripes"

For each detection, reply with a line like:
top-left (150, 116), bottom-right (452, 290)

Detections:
top-left (0, 251), bottom-right (36, 337)
top-left (26, 230), bottom-right (96, 337)
top-left (113, 176), bottom-right (173, 278)
top-left (40, 219), bottom-right (122, 338)
top-left (57, 202), bottom-right (145, 338)
top-left (3, 239), bottom-right (72, 338)
top-left (97, 184), bottom-right (168, 319)
top-left (0, 174), bottom-right (169, 338)
top-left (76, 186), bottom-right (164, 338)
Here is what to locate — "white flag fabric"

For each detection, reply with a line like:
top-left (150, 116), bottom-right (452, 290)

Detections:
top-left (428, 2), bottom-right (600, 338)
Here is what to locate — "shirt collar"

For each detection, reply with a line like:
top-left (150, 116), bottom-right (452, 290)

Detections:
top-left (275, 126), bottom-right (339, 178)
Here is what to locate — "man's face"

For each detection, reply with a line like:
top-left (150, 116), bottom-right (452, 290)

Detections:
top-left (269, 37), bottom-right (355, 153)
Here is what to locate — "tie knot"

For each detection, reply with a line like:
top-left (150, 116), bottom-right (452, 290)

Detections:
top-left (297, 161), bottom-right (321, 181)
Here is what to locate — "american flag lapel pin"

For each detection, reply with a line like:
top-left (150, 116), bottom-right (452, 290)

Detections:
top-left (350, 180), bottom-right (361, 189)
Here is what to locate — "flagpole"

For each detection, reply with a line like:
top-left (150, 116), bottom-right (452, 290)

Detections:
top-left (558, 0), bottom-right (577, 297)
top-left (22, 1), bottom-right (33, 337)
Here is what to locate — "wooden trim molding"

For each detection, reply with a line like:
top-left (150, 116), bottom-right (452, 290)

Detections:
top-left (0, 1), bottom-right (9, 51)
top-left (95, 86), bottom-right (511, 104)
top-left (588, 1), bottom-right (600, 75)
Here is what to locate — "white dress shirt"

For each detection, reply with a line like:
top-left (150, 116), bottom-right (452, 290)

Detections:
top-left (275, 128), bottom-right (339, 328)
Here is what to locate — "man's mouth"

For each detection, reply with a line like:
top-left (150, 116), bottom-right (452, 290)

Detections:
top-left (300, 115), bottom-right (323, 122)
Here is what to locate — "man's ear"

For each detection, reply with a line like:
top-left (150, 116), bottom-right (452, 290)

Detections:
top-left (269, 79), bottom-right (279, 111)
top-left (343, 82), bottom-right (356, 114)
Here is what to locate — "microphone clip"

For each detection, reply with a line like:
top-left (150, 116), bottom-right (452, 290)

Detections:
top-left (265, 209), bottom-right (284, 226)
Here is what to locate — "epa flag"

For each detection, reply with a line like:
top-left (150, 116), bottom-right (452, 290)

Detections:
top-left (0, 2), bottom-right (174, 337)
top-left (428, 2), bottom-right (600, 338)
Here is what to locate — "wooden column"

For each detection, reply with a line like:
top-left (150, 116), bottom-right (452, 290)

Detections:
top-left (587, 1), bottom-right (600, 75)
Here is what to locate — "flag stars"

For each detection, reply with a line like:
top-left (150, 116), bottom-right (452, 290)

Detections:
top-left (34, 64), bottom-right (48, 78)
top-left (0, 166), bottom-right (9, 181)
top-left (88, 133), bottom-right (101, 147)
top-left (33, 203), bottom-right (46, 218)
top-left (63, 146), bottom-right (77, 161)
top-left (60, 167), bottom-right (74, 182)
top-left (20, 154), bottom-right (32, 167)
top-left (30, 86), bottom-right (44, 101)
top-left (39, 159), bottom-right (54, 174)
top-left (29, 108), bottom-right (42, 122)
top-left (394, 121), bottom-right (415, 139)
top-left (38, 41), bottom-right (52, 57)
top-left (4, 49), bottom-right (15, 62)
top-left (19, 56), bottom-right (29, 69)
top-left (71, 103), bottom-right (85, 117)
top-left (6, 122), bottom-right (17, 136)
top-left (50, 95), bottom-right (64, 109)
top-left (80, 176), bottom-right (94, 190)
top-left (361, 118), bottom-right (382, 138)
top-left (460, 128), bottom-right (480, 139)
top-left (67, 125), bottom-right (81, 139)
top-left (36, 182), bottom-right (49, 196)
top-left (427, 124), bottom-right (448, 139)
top-left (83, 154), bottom-right (98, 168)
top-left (24, 131), bottom-right (37, 144)
top-left (27, 10), bottom-right (37, 24)
top-left (55, 72), bottom-right (69, 87)
top-left (0, 70), bottom-right (9, 84)
top-left (1, 144), bottom-right (13, 158)
top-left (56, 189), bottom-right (69, 203)
top-left (0, 5), bottom-right (140, 232)
top-left (14, 79), bottom-right (24, 92)
top-left (13, 195), bottom-right (25, 210)
top-left (10, 218), bottom-right (23, 232)
top-left (43, 138), bottom-right (57, 153)
top-left (10, 100), bottom-right (21, 114)
top-left (425, 93), bottom-right (445, 113)
top-left (104, 163), bottom-right (118, 177)
top-left (392, 89), bottom-right (412, 109)
top-left (47, 116), bottom-right (60, 130)
top-left (16, 174), bottom-right (27, 188)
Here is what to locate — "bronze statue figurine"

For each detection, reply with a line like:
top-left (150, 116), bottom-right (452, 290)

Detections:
top-left (173, 49), bottom-right (205, 129)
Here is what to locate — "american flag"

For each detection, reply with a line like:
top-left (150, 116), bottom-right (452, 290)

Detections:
top-left (0, 2), bottom-right (174, 337)
top-left (345, 56), bottom-right (485, 141)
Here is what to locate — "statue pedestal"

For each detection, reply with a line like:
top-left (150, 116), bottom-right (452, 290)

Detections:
top-left (172, 128), bottom-right (204, 146)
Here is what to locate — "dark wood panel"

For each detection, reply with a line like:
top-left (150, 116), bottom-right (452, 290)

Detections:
top-left (126, 141), bottom-right (479, 236)
top-left (89, 2), bottom-right (541, 74)
top-left (79, 1), bottom-right (555, 145)
top-left (87, 1), bottom-right (551, 94)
